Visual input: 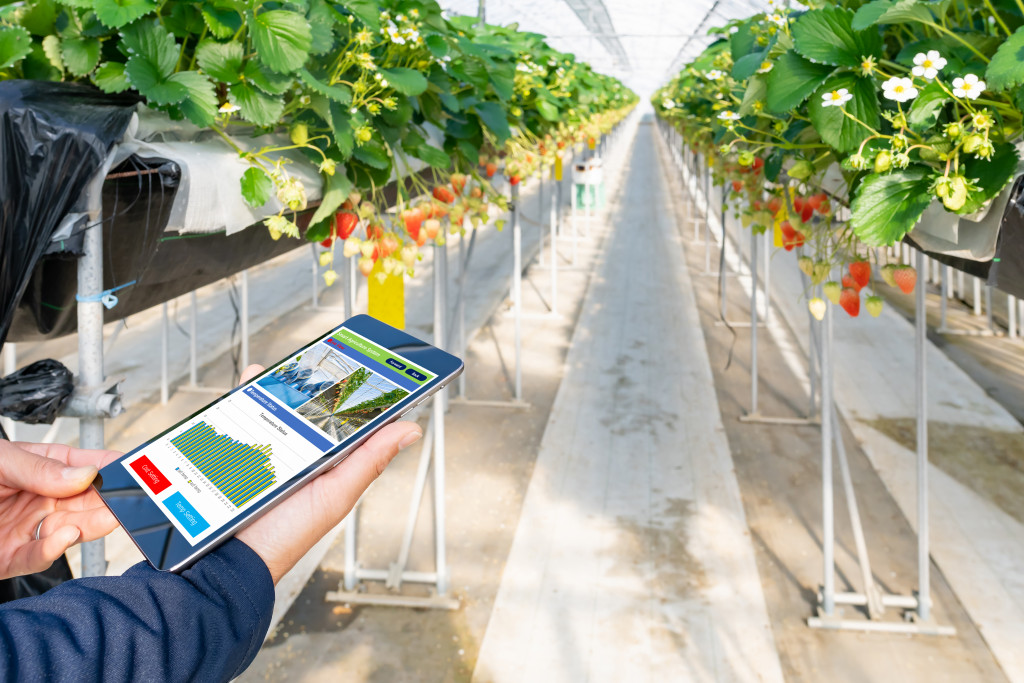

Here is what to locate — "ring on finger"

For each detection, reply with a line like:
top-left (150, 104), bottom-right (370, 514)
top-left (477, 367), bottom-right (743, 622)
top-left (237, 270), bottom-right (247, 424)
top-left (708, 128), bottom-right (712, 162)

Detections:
top-left (33, 514), bottom-right (48, 542)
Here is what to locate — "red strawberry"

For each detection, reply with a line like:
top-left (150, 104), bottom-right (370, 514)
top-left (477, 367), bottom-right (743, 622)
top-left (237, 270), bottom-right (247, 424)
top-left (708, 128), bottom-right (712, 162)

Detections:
top-left (380, 234), bottom-right (399, 258)
top-left (510, 175), bottom-right (521, 186)
top-left (366, 223), bottom-right (384, 240)
top-left (780, 221), bottom-right (798, 251)
top-left (451, 173), bottom-right (467, 195)
top-left (800, 204), bottom-right (814, 223)
top-left (848, 260), bottom-right (871, 289)
top-left (485, 162), bottom-right (497, 178)
top-left (752, 200), bottom-right (763, 211)
top-left (752, 156), bottom-right (764, 171)
top-left (732, 180), bottom-right (744, 193)
top-left (817, 199), bottom-right (831, 215)
top-left (557, 140), bottom-right (566, 149)
top-left (402, 209), bottom-right (423, 240)
top-left (842, 274), bottom-right (862, 292)
top-left (433, 186), bottom-right (455, 204)
top-left (335, 211), bottom-right (358, 239)
top-left (893, 265), bottom-right (917, 294)
top-left (806, 193), bottom-right (824, 211)
top-left (840, 287), bottom-right (860, 317)
top-left (793, 196), bottom-right (806, 214)
top-left (320, 236), bottom-right (334, 248)
top-left (767, 197), bottom-right (782, 216)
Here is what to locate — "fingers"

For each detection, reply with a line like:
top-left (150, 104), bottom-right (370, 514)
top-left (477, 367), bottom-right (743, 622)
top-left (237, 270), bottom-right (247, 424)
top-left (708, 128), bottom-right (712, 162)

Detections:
top-left (0, 441), bottom-right (98, 499)
top-left (2, 526), bottom-right (81, 581)
top-left (17, 442), bottom-right (123, 470)
top-left (44, 506), bottom-right (119, 544)
top-left (239, 364), bottom-right (266, 385)
top-left (318, 421), bottom-right (423, 512)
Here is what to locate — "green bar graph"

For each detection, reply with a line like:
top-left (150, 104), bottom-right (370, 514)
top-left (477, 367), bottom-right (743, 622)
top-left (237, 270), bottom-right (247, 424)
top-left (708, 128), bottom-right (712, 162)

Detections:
top-left (171, 422), bottom-right (276, 507)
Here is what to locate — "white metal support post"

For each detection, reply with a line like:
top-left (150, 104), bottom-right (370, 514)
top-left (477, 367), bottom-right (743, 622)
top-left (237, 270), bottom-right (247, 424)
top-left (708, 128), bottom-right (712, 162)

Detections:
top-left (160, 303), bottom-right (169, 404)
top-left (809, 249), bottom-right (954, 635)
top-left (240, 270), bottom-right (249, 370)
top-left (537, 173), bottom-right (546, 267)
top-left (550, 170), bottom-right (559, 315)
top-left (77, 222), bottom-right (108, 578)
top-left (327, 242), bottom-right (457, 610)
top-left (512, 183), bottom-right (523, 402)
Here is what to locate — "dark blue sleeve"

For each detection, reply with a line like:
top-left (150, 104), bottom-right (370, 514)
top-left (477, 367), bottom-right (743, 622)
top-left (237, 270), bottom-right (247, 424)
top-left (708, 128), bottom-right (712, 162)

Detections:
top-left (0, 538), bottom-right (274, 683)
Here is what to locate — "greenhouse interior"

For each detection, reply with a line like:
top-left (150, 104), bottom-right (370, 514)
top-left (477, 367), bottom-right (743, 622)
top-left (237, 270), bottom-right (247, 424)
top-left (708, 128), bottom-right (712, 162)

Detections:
top-left (1, 0), bottom-right (1024, 680)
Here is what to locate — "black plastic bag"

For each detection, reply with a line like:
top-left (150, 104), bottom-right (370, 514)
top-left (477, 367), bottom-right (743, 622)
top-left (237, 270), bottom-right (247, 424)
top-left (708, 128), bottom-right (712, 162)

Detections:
top-left (0, 80), bottom-right (137, 352)
top-left (0, 359), bottom-right (74, 424)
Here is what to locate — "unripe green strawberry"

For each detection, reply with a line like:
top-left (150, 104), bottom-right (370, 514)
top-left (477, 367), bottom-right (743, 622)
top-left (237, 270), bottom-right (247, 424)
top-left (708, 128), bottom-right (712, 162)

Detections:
top-left (290, 123), bottom-right (309, 146)
top-left (798, 256), bottom-right (814, 277)
top-left (881, 263), bottom-right (898, 287)
top-left (824, 281), bottom-right (842, 304)
top-left (874, 150), bottom-right (892, 173)
top-left (866, 295), bottom-right (883, 317)
top-left (812, 261), bottom-right (830, 285)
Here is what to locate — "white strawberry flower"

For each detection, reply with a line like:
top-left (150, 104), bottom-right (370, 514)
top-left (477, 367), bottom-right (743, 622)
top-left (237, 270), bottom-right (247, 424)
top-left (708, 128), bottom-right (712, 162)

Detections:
top-left (706, 69), bottom-right (724, 81)
top-left (718, 110), bottom-right (740, 121)
top-left (218, 102), bottom-right (240, 114)
top-left (820, 88), bottom-right (853, 108)
top-left (767, 12), bottom-right (786, 27)
top-left (912, 50), bottom-right (946, 80)
top-left (952, 73), bottom-right (985, 100)
top-left (882, 76), bottom-right (918, 103)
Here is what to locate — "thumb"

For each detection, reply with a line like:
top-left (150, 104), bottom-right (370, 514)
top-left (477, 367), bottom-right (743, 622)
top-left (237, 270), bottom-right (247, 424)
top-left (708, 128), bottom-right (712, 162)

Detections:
top-left (0, 444), bottom-right (97, 498)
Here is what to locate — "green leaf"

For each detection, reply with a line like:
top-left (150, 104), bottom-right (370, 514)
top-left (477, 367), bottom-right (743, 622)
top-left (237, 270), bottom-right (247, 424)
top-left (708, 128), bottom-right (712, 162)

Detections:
top-left (731, 51), bottom-right (766, 82)
top-left (987, 25), bottom-right (1024, 91)
top-left (61, 37), bottom-right (101, 76)
top-left (310, 170), bottom-right (354, 226)
top-left (171, 71), bottom-right (218, 127)
top-left (906, 80), bottom-right (948, 132)
top-left (243, 61), bottom-right (294, 95)
top-left (354, 140), bottom-right (390, 169)
top-left (250, 9), bottom-right (312, 74)
top-left (202, 6), bottom-right (242, 39)
top-left (0, 26), bottom-right (32, 70)
top-left (764, 50), bottom-right (833, 114)
top-left (739, 74), bottom-right (767, 116)
top-left (229, 81), bottom-right (285, 127)
top-left (407, 143), bottom-right (450, 169)
top-left (425, 34), bottom-right (448, 58)
top-left (308, 0), bottom-right (336, 56)
top-left (21, 0), bottom-right (59, 37)
top-left (126, 55), bottom-right (187, 104)
top-left (240, 166), bottom-right (273, 208)
top-left (852, 0), bottom-right (932, 30)
top-left (958, 143), bottom-right (1019, 214)
top-left (379, 67), bottom-right (428, 96)
top-left (298, 68), bottom-right (351, 104)
top-left (196, 40), bottom-right (243, 83)
top-left (93, 0), bottom-right (157, 28)
top-left (122, 20), bottom-right (176, 75)
top-left (808, 75), bottom-right (879, 153)
top-left (490, 69), bottom-right (515, 101)
top-left (335, 0), bottom-right (380, 31)
top-left (473, 101), bottom-right (511, 142)
top-left (792, 6), bottom-right (882, 68)
top-left (535, 99), bottom-right (559, 121)
top-left (41, 35), bottom-right (64, 72)
top-left (93, 61), bottom-right (130, 92)
top-left (850, 167), bottom-right (934, 246)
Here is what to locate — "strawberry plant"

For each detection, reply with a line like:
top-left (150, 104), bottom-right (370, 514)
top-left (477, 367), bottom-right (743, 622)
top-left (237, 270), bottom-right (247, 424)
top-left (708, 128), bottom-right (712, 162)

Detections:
top-left (0, 0), bottom-right (635, 285)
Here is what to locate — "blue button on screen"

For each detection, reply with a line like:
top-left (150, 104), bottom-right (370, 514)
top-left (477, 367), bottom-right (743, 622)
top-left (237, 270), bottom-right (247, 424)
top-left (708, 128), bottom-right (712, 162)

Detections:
top-left (405, 369), bottom-right (427, 381)
top-left (386, 358), bottom-right (406, 370)
top-left (163, 492), bottom-right (210, 537)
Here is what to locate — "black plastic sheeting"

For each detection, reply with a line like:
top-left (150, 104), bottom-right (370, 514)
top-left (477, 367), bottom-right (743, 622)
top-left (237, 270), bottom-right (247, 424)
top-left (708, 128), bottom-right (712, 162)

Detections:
top-left (0, 80), bottom-right (137, 351)
top-left (0, 359), bottom-right (73, 424)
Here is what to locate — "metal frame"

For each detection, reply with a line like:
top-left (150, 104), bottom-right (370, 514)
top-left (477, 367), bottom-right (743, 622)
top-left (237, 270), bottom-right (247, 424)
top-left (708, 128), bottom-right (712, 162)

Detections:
top-left (808, 250), bottom-right (955, 636)
top-left (327, 241), bottom-right (458, 610)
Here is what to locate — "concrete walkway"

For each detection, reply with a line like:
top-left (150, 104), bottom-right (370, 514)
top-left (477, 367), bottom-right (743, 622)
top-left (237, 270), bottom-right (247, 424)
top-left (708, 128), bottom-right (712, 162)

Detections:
top-left (473, 119), bottom-right (784, 682)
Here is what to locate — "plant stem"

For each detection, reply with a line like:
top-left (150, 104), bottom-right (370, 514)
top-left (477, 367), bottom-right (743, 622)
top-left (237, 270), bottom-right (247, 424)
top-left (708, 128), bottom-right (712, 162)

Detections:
top-left (924, 22), bottom-right (990, 63)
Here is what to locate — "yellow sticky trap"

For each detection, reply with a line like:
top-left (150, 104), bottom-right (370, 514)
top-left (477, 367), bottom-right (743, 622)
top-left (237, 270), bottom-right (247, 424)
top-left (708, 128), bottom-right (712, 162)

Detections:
top-left (554, 156), bottom-right (563, 181)
top-left (773, 219), bottom-right (784, 248)
top-left (368, 260), bottom-right (405, 330)
top-left (588, 136), bottom-right (597, 150)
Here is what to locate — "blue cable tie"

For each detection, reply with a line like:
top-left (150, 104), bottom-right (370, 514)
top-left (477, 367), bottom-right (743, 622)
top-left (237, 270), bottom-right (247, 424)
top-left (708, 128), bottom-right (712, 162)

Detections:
top-left (75, 280), bottom-right (137, 310)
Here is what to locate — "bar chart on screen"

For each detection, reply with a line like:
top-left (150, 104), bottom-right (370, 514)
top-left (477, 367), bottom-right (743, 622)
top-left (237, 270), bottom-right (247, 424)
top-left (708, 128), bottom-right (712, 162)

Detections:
top-left (171, 422), bottom-right (277, 507)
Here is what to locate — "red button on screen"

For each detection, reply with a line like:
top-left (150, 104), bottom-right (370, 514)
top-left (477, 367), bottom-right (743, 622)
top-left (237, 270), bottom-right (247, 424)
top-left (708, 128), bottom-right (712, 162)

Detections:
top-left (130, 455), bottom-right (171, 494)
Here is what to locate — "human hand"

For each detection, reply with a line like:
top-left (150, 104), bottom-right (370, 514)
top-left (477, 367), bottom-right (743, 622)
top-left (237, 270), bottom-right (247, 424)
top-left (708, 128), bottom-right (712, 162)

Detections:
top-left (233, 365), bottom-right (422, 584)
top-left (0, 440), bottom-right (121, 580)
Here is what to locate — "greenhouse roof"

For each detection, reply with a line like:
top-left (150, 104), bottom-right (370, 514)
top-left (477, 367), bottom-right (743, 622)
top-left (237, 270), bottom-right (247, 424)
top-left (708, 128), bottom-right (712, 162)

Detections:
top-left (439, 0), bottom-right (773, 97)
